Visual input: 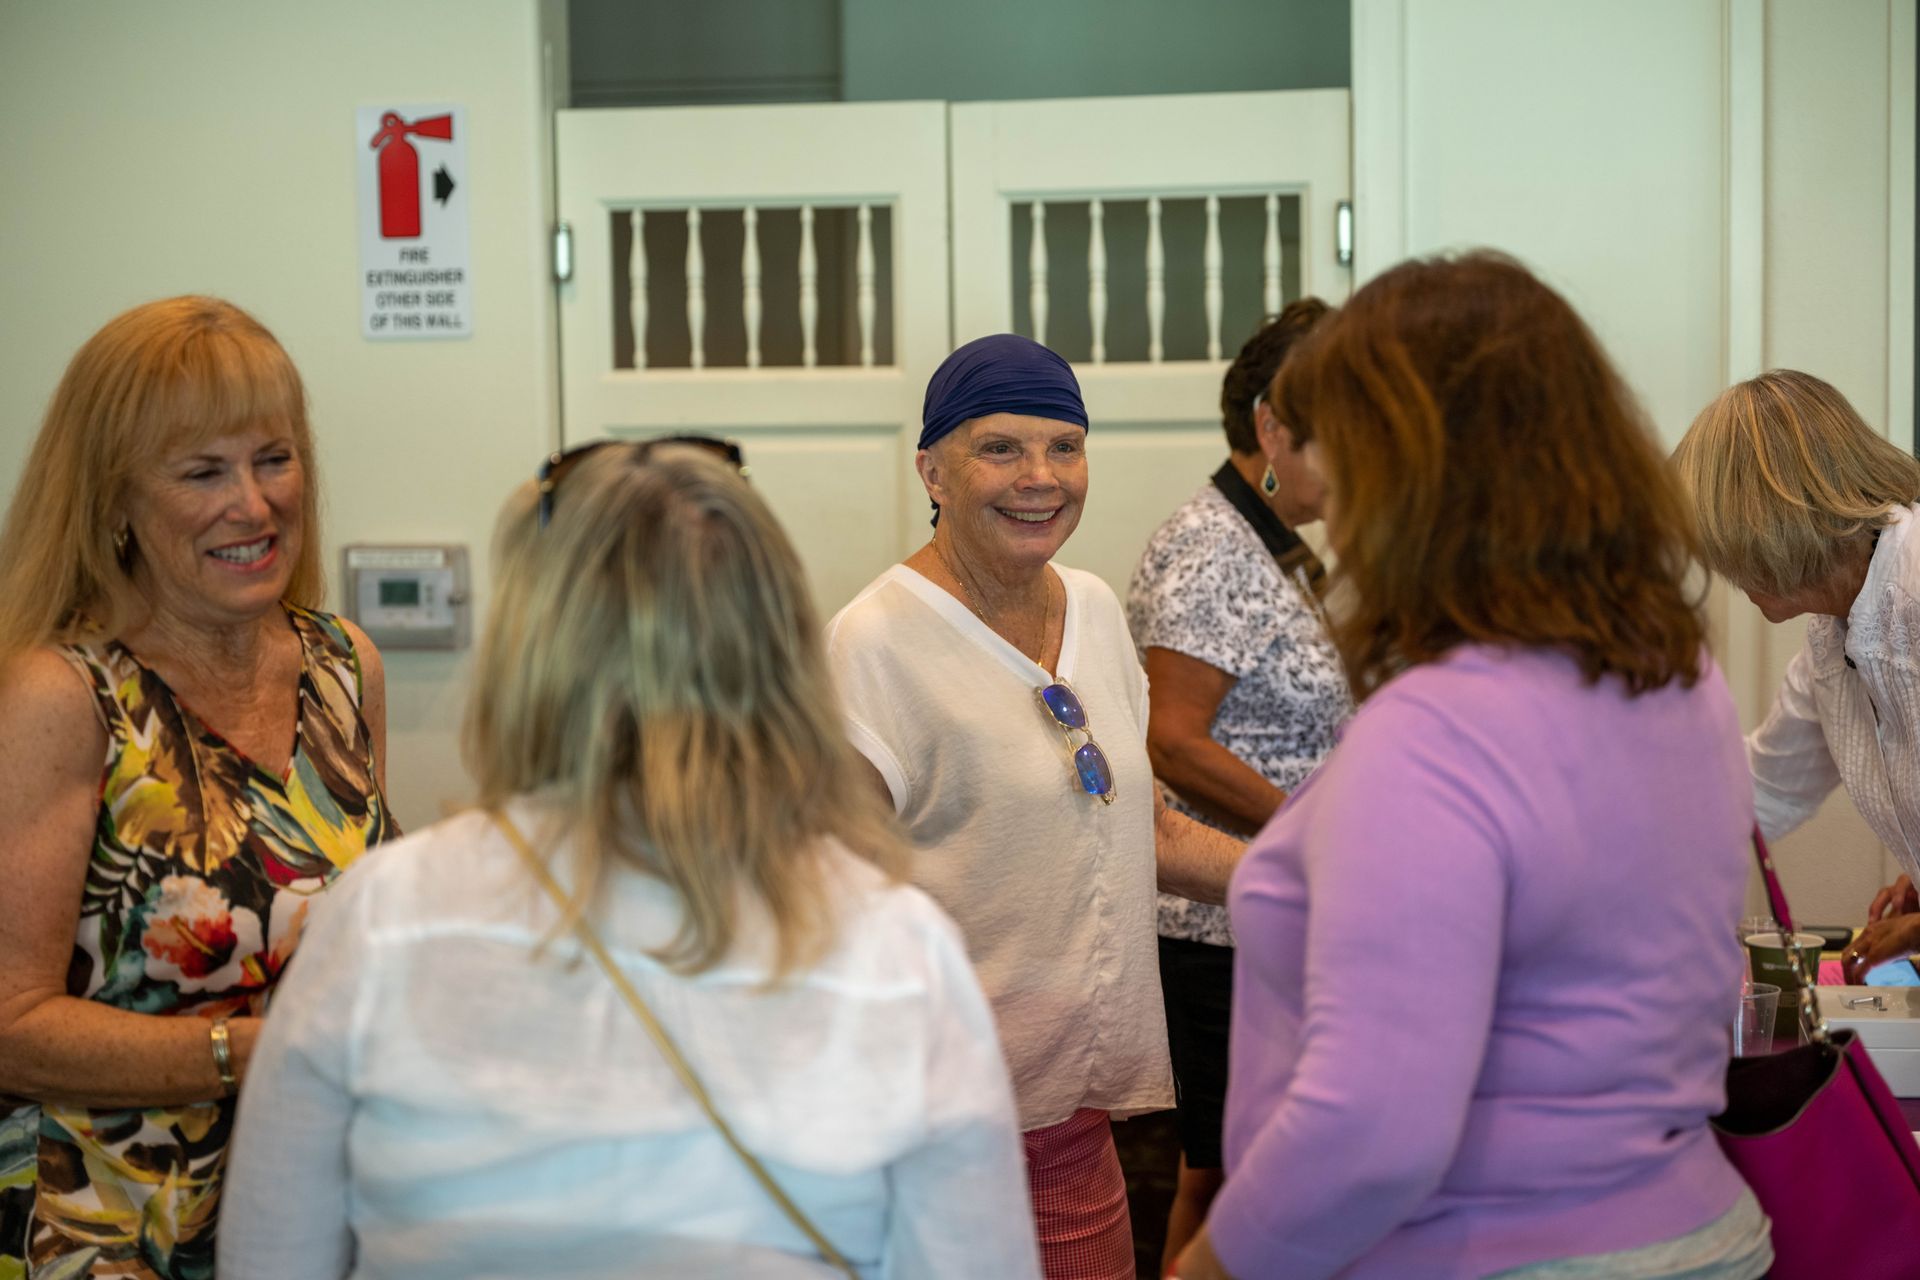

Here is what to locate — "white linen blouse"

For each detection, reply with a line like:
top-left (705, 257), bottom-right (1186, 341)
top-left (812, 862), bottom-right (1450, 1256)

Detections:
top-left (216, 801), bottom-right (1040, 1280)
top-left (1751, 502), bottom-right (1920, 882)
top-left (825, 564), bottom-right (1173, 1132)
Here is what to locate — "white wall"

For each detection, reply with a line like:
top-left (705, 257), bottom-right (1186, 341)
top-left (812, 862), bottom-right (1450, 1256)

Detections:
top-left (1355, 0), bottom-right (1728, 441)
top-left (1354, 0), bottom-right (1916, 925)
top-left (1764, 0), bottom-right (1904, 448)
top-left (1738, 0), bottom-right (1916, 921)
top-left (0, 1), bottom-right (560, 832)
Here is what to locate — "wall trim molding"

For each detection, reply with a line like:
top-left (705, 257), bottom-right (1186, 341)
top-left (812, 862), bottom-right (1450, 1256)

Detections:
top-left (1349, 0), bottom-right (1406, 284)
top-left (1720, 0), bottom-right (1769, 723)
top-left (1725, 0), bottom-right (1765, 386)
top-left (1887, 0), bottom-right (1916, 454)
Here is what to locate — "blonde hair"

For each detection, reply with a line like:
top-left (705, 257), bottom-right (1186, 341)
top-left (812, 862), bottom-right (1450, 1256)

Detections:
top-left (0, 296), bottom-right (323, 664)
top-left (465, 444), bottom-right (907, 979)
top-left (1673, 370), bottom-right (1920, 595)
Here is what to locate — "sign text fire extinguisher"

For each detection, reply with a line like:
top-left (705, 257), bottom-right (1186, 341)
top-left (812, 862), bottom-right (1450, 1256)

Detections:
top-left (356, 103), bottom-right (471, 341)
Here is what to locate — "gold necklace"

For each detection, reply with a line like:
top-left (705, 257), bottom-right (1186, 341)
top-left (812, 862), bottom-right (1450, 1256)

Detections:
top-left (933, 539), bottom-right (1053, 664)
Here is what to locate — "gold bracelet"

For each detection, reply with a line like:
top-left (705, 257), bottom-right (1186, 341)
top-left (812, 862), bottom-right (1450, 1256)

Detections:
top-left (209, 1015), bottom-right (237, 1096)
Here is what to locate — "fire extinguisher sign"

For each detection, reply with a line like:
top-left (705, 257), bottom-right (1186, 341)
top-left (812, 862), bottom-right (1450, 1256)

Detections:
top-left (356, 103), bottom-right (471, 340)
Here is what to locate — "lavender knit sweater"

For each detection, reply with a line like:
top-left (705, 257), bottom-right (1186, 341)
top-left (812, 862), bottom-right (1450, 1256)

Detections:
top-left (1210, 646), bottom-right (1754, 1279)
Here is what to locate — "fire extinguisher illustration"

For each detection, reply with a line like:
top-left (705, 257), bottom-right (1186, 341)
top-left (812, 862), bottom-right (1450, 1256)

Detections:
top-left (369, 111), bottom-right (454, 239)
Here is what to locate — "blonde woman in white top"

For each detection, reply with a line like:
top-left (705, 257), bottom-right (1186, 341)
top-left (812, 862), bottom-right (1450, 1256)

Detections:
top-left (218, 441), bottom-right (1040, 1280)
top-left (1675, 369), bottom-right (1920, 981)
top-left (827, 335), bottom-right (1243, 1280)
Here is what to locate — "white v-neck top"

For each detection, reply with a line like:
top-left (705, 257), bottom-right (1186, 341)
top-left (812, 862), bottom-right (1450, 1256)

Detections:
top-left (826, 564), bottom-right (1172, 1131)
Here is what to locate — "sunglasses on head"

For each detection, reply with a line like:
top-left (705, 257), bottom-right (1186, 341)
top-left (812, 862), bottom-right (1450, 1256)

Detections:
top-left (537, 435), bottom-right (747, 528)
top-left (1035, 678), bottom-right (1117, 804)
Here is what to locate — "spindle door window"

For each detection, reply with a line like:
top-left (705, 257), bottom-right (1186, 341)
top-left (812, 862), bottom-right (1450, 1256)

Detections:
top-left (611, 203), bottom-right (897, 370)
top-left (1007, 193), bottom-right (1303, 367)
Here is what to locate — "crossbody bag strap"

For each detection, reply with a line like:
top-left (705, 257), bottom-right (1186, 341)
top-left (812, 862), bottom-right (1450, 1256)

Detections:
top-left (1747, 824), bottom-right (1830, 1046)
top-left (488, 810), bottom-right (859, 1279)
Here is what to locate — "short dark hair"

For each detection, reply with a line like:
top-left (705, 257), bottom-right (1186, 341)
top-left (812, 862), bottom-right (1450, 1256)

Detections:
top-left (1219, 297), bottom-right (1331, 453)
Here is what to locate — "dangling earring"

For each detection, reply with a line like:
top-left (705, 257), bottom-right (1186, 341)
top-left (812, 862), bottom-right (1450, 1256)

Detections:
top-left (1260, 465), bottom-right (1279, 497)
top-left (112, 525), bottom-right (132, 564)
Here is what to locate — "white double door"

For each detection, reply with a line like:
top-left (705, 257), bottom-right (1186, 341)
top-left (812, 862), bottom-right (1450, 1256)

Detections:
top-left (556, 91), bottom-right (1350, 614)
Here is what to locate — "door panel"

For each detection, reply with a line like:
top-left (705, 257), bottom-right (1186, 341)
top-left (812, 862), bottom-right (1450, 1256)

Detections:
top-left (950, 90), bottom-right (1352, 597)
top-left (556, 101), bottom-right (949, 615)
top-left (558, 92), bottom-right (1352, 611)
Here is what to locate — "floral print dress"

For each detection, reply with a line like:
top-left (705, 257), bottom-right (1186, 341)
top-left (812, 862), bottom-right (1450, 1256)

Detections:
top-left (0, 606), bottom-right (396, 1280)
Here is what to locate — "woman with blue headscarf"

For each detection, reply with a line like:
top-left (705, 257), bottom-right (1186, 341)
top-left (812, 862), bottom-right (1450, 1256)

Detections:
top-left (826, 335), bottom-right (1242, 1279)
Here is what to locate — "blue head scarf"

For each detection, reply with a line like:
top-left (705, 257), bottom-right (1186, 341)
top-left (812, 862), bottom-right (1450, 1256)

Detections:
top-left (920, 334), bottom-right (1088, 450)
top-left (920, 334), bottom-right (1088, 524)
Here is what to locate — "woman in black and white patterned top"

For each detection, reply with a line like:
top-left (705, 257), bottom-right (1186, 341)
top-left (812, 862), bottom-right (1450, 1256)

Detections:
top-left (1125, 299), bottom-right (1352, 1275)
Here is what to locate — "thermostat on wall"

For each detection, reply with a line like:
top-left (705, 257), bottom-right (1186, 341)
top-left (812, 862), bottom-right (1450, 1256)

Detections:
top-left (342, 544), bottom-right (470, 650)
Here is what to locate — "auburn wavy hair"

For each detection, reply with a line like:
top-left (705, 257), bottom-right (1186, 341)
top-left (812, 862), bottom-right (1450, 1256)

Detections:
top-left (1273, 251), bottom-right (1705, 698)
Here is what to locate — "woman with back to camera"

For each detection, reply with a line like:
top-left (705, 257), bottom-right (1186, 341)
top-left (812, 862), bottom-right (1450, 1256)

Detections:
top-left (1176, 253), bottom-right (1771, 1280)
top-left (217, 440), bottom-right (1041, 1279)
top-left (827, 334), bottom-right (1243, 1279)
top-left (1674, 371), bottom-right (1920, 983)
top-left (1125, 297), bottom-right (1350, 1274)
top-left (0, 297), bottom-right (394, 1279)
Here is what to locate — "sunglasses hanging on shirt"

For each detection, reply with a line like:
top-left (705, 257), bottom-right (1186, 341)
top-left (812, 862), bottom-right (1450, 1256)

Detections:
top-left (1035, 678), bottom-right (1117, 804)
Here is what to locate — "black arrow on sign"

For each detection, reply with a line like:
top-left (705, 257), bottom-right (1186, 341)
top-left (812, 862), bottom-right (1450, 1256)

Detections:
top-left (433, 166), bottom-right (456, 206)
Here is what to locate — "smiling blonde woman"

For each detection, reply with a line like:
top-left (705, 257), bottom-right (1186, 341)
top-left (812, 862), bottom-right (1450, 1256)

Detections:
top-left (0, 296), bottom-right (394, 1279)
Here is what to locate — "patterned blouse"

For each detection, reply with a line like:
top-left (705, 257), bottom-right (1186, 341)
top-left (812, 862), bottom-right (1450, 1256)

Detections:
top-left (0, 605), bottom-right (396, 1280)
top-left (1127, 476), bottom-right (1352, 946)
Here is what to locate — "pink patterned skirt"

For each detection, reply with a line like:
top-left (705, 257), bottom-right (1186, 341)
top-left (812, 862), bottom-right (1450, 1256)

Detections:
top-left (1022, 1108), bottom-right (1134, 1280)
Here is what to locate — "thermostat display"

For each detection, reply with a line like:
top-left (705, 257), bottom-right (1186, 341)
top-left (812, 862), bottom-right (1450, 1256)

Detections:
top-left (379, 578), bottom-right (421, 608)
top-left (343, 544), bottom-right (470, 650)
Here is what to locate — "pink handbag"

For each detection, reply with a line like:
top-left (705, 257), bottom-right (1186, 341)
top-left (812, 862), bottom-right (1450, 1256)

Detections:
top-left (1710, 829), bottom-right (1920, 1278)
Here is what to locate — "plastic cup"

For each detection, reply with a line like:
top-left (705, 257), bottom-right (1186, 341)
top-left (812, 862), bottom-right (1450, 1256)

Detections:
top-left (1744, 931), bottom-right (1823, 1041)
top-left (1734, 982), bottom-right (1779, 1057)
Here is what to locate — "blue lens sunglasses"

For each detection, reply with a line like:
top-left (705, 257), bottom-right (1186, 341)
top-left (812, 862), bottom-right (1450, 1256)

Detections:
top-left (1035, 678), bottom-right (1117, 804)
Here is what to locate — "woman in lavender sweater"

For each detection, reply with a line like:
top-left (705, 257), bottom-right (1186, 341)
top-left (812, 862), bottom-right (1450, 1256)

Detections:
top-left (1174, 253), bottom-right (1772, 1280)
